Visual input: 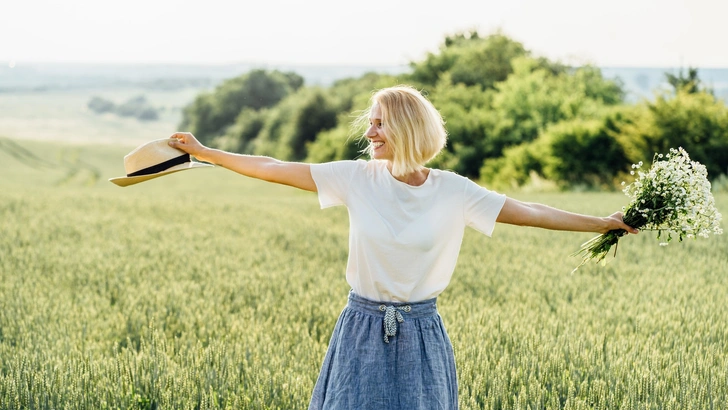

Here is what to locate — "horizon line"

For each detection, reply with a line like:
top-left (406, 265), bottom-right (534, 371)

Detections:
top-left (3, 60), bottom-right (728, 70)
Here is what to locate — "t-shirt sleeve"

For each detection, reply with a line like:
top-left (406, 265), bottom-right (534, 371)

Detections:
top-left (310, 160), bottom-right (361, 209)
top-left (463, 178), bottom-right (507, 237)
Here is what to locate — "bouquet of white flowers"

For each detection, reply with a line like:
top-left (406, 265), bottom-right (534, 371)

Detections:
top-left (573, 147), bottom-right (723, 270)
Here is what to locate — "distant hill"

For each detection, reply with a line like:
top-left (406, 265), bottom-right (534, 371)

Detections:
top-left (0, 62), bottom-right (409, 92)
top-left (601, 67), bottom-right (728, 101)
top-left (1, 62), bottom-right (726, 101)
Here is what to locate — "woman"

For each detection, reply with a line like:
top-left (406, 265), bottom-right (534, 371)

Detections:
top-left (168, 85), bottom-right (637, 409)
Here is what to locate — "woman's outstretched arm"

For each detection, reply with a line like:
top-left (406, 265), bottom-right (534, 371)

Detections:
top-left (496, 197), bottom-right (639, 234)
top-left (168, 132), bottom-right (317, 192)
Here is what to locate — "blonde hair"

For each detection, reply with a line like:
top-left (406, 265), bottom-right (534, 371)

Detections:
top-left (355, 85), bottom-right (447, 177)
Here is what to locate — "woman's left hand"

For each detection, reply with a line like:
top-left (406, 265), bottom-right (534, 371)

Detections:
top-left (603, 212), bottom-right (639, 234)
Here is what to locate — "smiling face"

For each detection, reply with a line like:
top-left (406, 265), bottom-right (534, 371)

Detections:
top-left (366, 103), bottom-right (393, 162)
top-left (356, 86), bottom-right (447, 178)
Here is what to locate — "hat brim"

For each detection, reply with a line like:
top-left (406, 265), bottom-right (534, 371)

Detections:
top-left (109, 161), bottom-right (213, 187)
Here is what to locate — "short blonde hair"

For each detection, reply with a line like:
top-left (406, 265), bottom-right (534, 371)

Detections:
top-left (355, 85), bottom-right (447, 177)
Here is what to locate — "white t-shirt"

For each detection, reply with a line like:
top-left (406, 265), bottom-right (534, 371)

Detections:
top-left (310, 159), bottom-right (507, 302)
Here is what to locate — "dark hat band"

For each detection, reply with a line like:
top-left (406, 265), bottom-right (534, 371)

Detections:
top-left (127, 153), bottom-right (190, 177)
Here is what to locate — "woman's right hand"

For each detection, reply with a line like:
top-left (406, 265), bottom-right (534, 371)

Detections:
top-left (168, 132), bottom-right (209, 161)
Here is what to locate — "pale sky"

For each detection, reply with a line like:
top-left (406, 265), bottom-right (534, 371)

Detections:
top-left (2, 0), bottom-right (727, 67)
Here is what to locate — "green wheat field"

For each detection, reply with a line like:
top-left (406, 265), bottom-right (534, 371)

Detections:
top-left (1, 138), bottom-right (727, 409)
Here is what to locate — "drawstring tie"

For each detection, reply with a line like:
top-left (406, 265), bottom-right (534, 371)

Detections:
top-left (379, 304), bottom-right (411, 343)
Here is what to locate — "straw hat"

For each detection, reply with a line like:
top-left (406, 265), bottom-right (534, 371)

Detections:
top-left (109, 138), bottom-right (213, 187)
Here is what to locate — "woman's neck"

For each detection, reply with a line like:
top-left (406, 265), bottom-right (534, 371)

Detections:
top-left (386, 162), bottom-right (430, 186)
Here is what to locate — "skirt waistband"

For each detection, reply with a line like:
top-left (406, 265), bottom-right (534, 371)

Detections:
top-left (346, 291), bottom-right (438, 320)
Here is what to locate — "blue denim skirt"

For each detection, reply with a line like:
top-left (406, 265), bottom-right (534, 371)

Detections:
top-left (308, 291), bottom-right (458, 409)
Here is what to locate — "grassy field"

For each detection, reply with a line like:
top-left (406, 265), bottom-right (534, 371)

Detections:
top-left (1, 139), bottom-right (727, 409)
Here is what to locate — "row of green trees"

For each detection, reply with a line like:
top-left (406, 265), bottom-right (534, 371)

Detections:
top-left (179, 31), bottom-right (728, 190)
top-left (89, 95), bottom-right (160, 121)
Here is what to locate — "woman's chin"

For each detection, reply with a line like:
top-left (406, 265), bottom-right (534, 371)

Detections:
top-left (371, 150), bottom-right (391, 161)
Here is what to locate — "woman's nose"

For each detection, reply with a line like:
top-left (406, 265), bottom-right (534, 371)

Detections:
top-left (366, 125), bottom-right (377, 137)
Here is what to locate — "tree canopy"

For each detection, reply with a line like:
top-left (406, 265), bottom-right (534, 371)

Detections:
top-left (179, 69), bottom-right (303, 146)
top-left (179, 31), bottom-right (728, 190)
